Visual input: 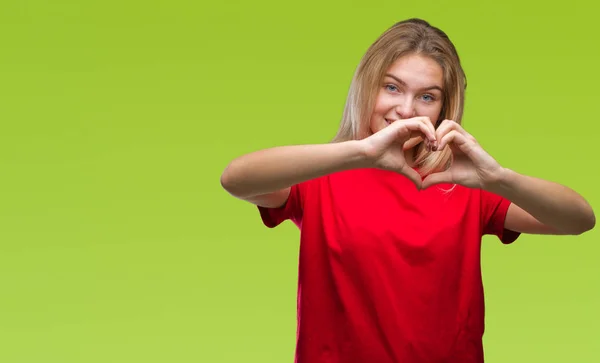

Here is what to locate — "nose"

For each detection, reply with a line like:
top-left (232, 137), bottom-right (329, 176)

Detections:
top-left (395, 97), bottom-right (416, 119)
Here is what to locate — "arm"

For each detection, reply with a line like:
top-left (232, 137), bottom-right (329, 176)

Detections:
top-left (220, 140), bottom-right (368, 207)
top-left (486, 168), bottom-right (595, 235)
top-left (220, 117), bottom-right (438, 208)
top-left (420, 120), bottom-right (595, 236)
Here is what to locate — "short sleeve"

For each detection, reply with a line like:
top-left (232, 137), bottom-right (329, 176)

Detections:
top-left (257, 183), bottom-right (305, 229)
top-left (480, 189), bottom-right (521, 244)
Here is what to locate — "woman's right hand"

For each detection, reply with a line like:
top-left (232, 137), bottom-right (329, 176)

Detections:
top-left (360, 116), bottom-right (438, 188)
top-left (221, 116), bottom-right (438, 205)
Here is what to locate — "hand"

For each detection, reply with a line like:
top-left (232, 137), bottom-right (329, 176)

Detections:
top-left (361, 116), bottom-right (438, 189)
top-left (422, 120), bottom-right (505, 189)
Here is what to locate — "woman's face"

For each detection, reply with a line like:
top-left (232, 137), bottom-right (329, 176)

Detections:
top-left (370, 54), bottom-right (445, 147)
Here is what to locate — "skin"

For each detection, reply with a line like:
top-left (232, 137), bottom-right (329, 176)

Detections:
top-left (369, 53), bottom-right (444, 161)
top-left (221, 54), bottom-right (595, 236)
top-left (363, 53), bottom-right (596, 235)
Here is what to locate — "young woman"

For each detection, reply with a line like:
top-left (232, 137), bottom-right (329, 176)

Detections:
top-left (220, 18), bottom-right (595, 363)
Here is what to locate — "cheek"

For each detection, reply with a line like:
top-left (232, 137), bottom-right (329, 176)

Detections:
top-left (419, 103), bottom-right (443, 120)
top-left (369, 100), bottom-right (389, 132)
top-left (373, 91), bottom-right (396, 110)
top-left (372, 99), bottom-right (387, 115)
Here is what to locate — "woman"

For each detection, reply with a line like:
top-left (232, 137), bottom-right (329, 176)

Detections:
top-left (220, 18), bottom-right (595, 363)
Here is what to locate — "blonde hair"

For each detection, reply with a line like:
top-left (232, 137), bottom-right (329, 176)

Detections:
top-left (332, 18), bottom-right (467, 177)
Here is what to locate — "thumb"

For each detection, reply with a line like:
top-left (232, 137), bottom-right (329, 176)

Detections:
top-left (400, 166), bottom-right (423, 190)
top-left (422, 171), bottom-right (452, 189)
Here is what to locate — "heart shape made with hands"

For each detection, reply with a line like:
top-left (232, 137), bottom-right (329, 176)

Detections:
top-left (409, 119), bottom-right (504, 191)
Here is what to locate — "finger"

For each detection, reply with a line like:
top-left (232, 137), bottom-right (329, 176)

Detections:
top-left (421, 117), bottom-right (438, 150)
top-left (400, 165), bottom-right (423, 190)
top-left (394, 119), bottom-right (437, 145)
top-left (416, 116), bottom-right (437, 141)
top-left (410, 116), bottom-right (436, 149)
top-left (437, 130), bottom-right (472, 153)
top-left (402, 135), bottom-right (423, 150)
top-left (436, 119), bottom-right (474, 143)
top-left (422, 171), bottom-right (452, 189)
top-left (435, 119), bottom-right (461, 139)
top-left (391, 118), bottom-right (440, 152)
top-left (398, 116), bottom-right (435, 140)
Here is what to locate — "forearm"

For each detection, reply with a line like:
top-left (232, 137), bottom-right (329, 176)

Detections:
top-left (220, 140), bottom-right (368, 198)
top-left (486, 168), bottom-right (596, 235)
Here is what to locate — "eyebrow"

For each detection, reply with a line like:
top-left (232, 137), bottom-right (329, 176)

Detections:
top-left (384, 73), bottom-right (443, 93)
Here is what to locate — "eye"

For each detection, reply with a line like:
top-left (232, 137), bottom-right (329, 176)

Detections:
top-left (385, 84), bottom-right (399, 92)
top-left (421, 94), bottom-right (436, 102)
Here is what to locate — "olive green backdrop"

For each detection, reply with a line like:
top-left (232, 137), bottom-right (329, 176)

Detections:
top-left (0, 0), bottom-right (598, 362)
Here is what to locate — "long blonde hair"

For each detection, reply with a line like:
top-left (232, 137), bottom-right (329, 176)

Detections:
top-left (332, 18), bottom-right (467, 176)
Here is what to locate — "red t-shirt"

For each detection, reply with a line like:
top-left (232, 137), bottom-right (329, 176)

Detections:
top-left (258, 168), bottom-right (520, 363)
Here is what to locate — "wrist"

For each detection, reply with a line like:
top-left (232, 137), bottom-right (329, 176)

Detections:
top-left (342, 139), bottom-right (374, 169)
top-left (352, 139), bottom-right (380, 168)
top-left (482, 167), bottom-right (516, 194)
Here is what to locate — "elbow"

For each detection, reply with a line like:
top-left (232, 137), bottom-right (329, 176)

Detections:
top-left (577, 213), bottom-right (596, 235)
top-left (220, 172), bottom-right (231, 194)
top-left (220, 165), bottom-right (237, 196)
top-left (569, 208), bottom-right (596, 236)
top-left (220, 162), bottom-right (247, 198)
top-left (581, 204), bottom-right (596, 234)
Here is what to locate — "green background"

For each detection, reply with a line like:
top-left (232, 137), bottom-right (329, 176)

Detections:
top-left (0, 0), bottom-right (598, 362)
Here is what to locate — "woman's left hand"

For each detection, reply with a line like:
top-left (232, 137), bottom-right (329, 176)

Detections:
top-left (422, 120), bottom-right (505, 189)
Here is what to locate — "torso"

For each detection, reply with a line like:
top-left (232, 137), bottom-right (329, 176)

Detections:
top-left (259, 168), bottom-right (517, 363)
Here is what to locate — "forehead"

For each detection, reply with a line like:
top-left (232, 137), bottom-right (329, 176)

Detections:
top-left (385, 54), bottom-right (443, 88)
